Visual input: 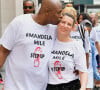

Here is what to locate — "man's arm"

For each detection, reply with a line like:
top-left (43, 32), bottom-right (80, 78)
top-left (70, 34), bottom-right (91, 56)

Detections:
top-left (95, 41), bottom-right (100, 55)
top-left (0, 45), bottom-right (10, 69)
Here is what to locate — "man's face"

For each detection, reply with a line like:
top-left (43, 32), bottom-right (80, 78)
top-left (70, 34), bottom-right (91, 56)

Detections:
top-left (90, 14), bottom-right (96, 26)
top-left (23, 1), bottom-right (35, 14)
top-left (50, 2), bottom-right (62, 25)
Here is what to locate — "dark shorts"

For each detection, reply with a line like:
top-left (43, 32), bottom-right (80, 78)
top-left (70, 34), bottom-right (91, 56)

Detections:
top-left (46, 79), bottom-right (80, 90)
top-left (96, 54), bottom-right (100, 68)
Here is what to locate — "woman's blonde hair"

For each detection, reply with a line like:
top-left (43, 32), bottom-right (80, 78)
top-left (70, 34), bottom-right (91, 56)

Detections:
top-left (62, 13), bottom-right (76, 27)
top-left (61, 4), bottom-right (77, 20)
top-left (65, 3), bottom-right (73, 7)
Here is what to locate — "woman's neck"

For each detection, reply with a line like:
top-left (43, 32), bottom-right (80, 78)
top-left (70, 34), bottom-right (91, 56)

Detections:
top-left (57, 35), bottom-right (72, 42)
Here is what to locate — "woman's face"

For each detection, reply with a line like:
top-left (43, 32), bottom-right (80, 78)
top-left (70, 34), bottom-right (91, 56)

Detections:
top-left (79, 15), bottom-right (83, 24)
top-left (57, 15), bottom-right (74, 36)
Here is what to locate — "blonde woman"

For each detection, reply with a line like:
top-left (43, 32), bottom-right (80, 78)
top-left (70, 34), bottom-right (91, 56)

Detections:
top-left (47, 13), bottom-right (88, 90)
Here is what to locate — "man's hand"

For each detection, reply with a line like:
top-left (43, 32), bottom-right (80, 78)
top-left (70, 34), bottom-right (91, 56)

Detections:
top-left (73, 70), bottom-right (79, 76)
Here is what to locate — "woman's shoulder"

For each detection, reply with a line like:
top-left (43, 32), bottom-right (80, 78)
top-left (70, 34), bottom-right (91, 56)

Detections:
top-left (72, 40), bottom-right (84, 50)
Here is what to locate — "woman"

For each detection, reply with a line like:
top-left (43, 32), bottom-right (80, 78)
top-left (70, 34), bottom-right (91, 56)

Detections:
top-left (47, 13), bottom-right (88, 90)
top-left (77, 13), bottom-right (92, 24)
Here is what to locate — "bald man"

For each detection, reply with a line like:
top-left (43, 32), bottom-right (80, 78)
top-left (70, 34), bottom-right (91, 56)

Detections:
top-left (0, 0), bottom-right (62, 90)
top-left (23, 0), bottom-right (35, 14)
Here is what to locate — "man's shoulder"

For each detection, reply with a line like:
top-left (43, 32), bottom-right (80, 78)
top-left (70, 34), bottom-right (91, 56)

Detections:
top-left (48, 24), bottom-right (57, 30)
top-left (14, 14), bottom-right (32, 22)
top-left (19, 14), bottom-right (31, 19)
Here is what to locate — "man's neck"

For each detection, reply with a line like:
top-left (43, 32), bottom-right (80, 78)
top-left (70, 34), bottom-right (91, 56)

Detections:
top-left (32, 14), bottom-right (48, 25)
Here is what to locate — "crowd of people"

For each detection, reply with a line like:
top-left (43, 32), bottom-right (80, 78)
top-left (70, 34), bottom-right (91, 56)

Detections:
top-left (0, 0), bottom-right (100, 90)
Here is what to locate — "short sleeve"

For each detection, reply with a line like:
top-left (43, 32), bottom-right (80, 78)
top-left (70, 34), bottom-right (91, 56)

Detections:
top-left (74, 42), bottom-right (87, 72)
top-left (90, 28), bottom-right (99, 42)
top-left (0, 17), bottom-right (19, 50)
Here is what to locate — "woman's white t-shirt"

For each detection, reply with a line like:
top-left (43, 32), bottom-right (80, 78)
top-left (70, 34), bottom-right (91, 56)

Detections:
top-left (48, 39), bottom-right (87, 84)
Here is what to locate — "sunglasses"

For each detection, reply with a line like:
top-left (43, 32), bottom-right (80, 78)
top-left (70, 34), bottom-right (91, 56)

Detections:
top-left (24, 6), bottom-right (33, 9)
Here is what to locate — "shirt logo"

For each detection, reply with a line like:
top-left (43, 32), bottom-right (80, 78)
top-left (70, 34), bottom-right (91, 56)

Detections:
top-left (54, 61), bottom-right (62, 79)
top-left (34, 47), bottom-right (42, 67)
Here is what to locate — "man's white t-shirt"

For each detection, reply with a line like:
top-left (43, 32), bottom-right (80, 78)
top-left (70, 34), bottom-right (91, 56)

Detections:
top-left (90, 26), bottom-right (99, 55)
top-left (0, 14), bottom-right (57, 90)
top-left (90, 27), bottom-right (99, 42)
top-left (48, 39), bottom-right (87, 84)
top-left (95, 25), bottom-right (100, 42)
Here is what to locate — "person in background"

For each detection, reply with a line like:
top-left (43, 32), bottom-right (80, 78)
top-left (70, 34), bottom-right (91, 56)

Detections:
top-left (47, 13), bottom-right (88, 90)
top-left (90, 12), bottom-right (100, 88)
top-left (77, 13), bottom-right (94, 90)
top-left (23, 0), bottom-right (35, 14)
top-left (77, 13), bottom-right (92, 69)
top-left (90, 13), bottom-right (98, 27)
top-left (0, 73), bottom-right (3, 84)
top-left (85, 21), bottom-right (100, 81)
top-left (0, 0), bottom-right (62, 90)
top-left (89, 13), bottom-right (100, 57)
top-left (90, 13), bottom-right (100, 69)
top-left (77, 13), bottom-right (91, 24)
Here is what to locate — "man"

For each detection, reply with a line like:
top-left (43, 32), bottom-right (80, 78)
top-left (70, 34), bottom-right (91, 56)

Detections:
top-left (23, 0), bottom-right (35, 14)
top-left (90, 13), bottom-right (100, 66)
top-left (90, 13), bottom-right (100, 88)
top-left (0, 0), bottom-right (62, 90)
top-left (90, 13), bottom-right (98, 27)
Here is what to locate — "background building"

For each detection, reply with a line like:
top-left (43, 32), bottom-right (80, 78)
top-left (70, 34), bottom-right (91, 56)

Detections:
top-left (0, 0), bottom-right (40, 37)
top-left (61, 0), bottom-right (100, 22)
top-left (0, 0), bottom-right (100, 37)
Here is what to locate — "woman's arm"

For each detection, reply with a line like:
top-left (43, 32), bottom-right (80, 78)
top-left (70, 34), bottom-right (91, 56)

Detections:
top-left (79, 71), bottom-right (88, 90)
